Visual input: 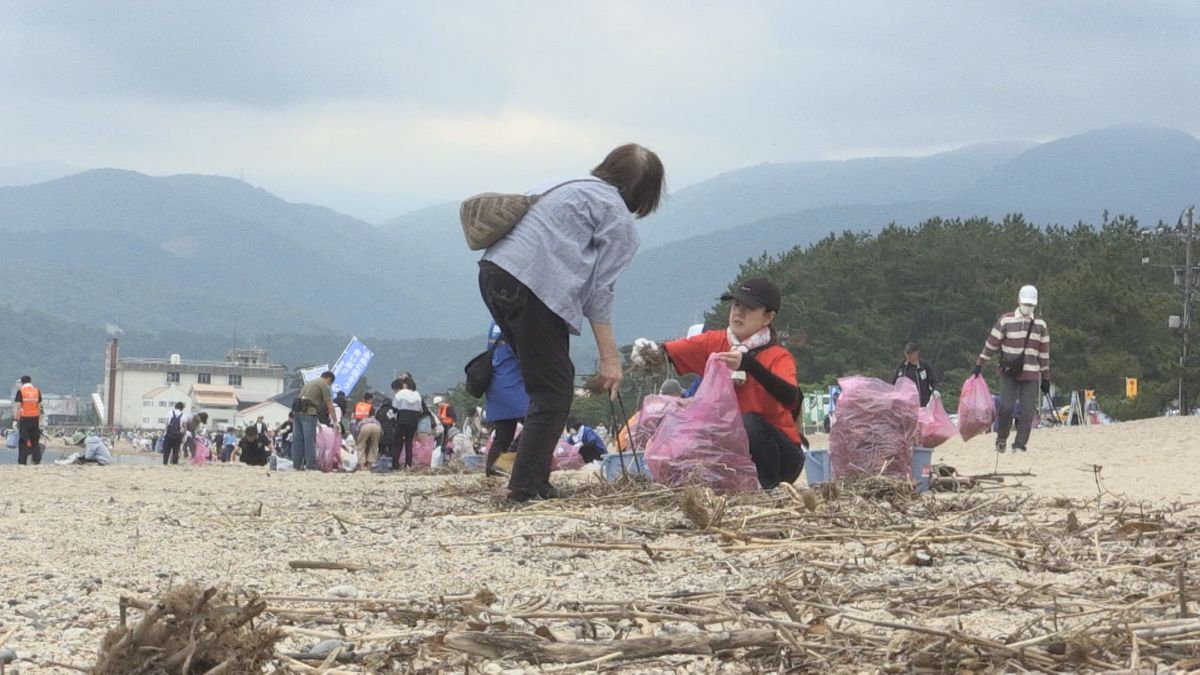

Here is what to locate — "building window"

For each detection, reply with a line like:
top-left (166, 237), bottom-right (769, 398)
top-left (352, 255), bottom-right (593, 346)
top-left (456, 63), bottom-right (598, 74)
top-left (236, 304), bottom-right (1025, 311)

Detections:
top-left (143, 417), bottom-right (150, 424)
top-left (160, 401), bottom-right (169, 407)
top-left (143, 400), bottom-right (153, 407)
top-left (158, 417), bottom-right (167, 424)
top-left (167, 372), bottom-right (180, 383)
top-left (197, 373), bottom-right (211, 384)
top-left (228, 374), bottom-right (242, 386)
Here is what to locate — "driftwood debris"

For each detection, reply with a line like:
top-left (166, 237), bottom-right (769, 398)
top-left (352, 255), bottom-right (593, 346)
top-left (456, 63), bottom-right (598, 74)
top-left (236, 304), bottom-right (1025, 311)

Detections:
top-left (444, 628), bottom-right (777, 663)
top-left (76, 474), bottom-right (1200, 672)
top-left (287, 560), bottom-right (370, 572)
top-left (92, 584), bottom-right (282, 675)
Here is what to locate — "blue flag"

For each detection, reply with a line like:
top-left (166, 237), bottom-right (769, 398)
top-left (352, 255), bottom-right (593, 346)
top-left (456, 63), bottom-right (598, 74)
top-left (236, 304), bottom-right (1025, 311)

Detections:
top-left (331, 337), bottom-right (373, 396)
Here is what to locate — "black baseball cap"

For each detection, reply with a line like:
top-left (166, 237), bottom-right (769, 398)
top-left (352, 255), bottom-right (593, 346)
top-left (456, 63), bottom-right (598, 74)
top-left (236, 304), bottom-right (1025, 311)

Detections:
top-left (721, 277), bottom-right (781, 312)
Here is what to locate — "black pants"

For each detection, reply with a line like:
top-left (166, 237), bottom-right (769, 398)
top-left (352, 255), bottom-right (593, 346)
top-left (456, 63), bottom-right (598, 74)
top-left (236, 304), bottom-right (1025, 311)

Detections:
top-left (393, 424), bottom-right (416, 468)
top-left (163, 432), bottom-right (183, 465)
top-left (479, 262), bottom-right (574, 497)
top-left (17, 418), bottom-right (41, 465)
top-left (485, 418), bottom-right (522, 470)
top-left (579, 441), bottom-right (605, 464)
top-left (744, 413), bottom-right (804, 490)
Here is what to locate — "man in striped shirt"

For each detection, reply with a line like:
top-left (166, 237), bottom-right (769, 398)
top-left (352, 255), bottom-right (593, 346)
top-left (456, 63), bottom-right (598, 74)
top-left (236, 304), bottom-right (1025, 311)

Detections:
top-left (972, 285), bottom-right (1050, 453)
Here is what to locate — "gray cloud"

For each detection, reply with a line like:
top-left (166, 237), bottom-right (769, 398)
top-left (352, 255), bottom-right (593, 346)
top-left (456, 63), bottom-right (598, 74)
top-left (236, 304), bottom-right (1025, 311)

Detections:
top-left (1, 0), bottom-right (1197, 220)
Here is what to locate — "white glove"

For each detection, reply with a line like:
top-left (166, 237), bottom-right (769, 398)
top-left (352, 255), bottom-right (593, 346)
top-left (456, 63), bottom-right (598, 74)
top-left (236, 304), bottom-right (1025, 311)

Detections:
top-left (932, 390), bottom-right (941, 400)
top-left (630, 338), bottom-right (663, 369)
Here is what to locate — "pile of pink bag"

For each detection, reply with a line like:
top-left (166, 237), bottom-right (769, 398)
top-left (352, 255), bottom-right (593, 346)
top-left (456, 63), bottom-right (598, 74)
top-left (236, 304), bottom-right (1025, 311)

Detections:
top-left (918, 396), bottom-right (957, 448)
top-left (956, 374), bottom-right (996, 441)
top-left (630, 394), bottom-right (690, 451)
top-left (829, 376), bottom-right (920, 480)
top-left (191, 438), bottom-right (211, 464)
top-left (315, 424), bottom-right (341, 472)
top-left (411, 436), bottom-right (436, 467)
top-left (552, 439), bottom-right (585, 471)
top-left (644, 355), bottom-right (759, 494)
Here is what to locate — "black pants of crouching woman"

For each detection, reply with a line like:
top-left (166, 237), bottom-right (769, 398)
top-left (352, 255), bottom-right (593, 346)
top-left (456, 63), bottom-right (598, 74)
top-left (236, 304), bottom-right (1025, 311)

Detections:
top-left (479, 261), bottom-right (574, 498)
top-left (744, 413), bottom-right (804, 489)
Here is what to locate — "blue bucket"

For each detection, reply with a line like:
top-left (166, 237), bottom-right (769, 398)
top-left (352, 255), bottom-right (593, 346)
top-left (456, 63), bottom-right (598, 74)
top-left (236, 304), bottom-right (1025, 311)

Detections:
top-left (803, 447), bottom-right (933, 492)
top-left (601, 452), bottom-right (654, 482)
top-left (460, 454), bottom-right (484, 472)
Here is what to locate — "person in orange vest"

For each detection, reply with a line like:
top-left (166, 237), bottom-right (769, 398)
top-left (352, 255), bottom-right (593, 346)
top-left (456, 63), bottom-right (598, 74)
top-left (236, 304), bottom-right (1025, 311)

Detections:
top-left (13, 375), bottom-right (43, 465)
top-left (350, 392), bottom-right (375, 439)
top-left (353, 393), bottom-right (375, 421)
top-left (434, 396), bottom-right (457, 454)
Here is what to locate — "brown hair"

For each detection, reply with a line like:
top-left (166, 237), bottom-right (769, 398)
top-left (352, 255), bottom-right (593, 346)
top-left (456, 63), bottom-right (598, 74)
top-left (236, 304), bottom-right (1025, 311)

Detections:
top-left (591, 143), bottom-right (665, 218)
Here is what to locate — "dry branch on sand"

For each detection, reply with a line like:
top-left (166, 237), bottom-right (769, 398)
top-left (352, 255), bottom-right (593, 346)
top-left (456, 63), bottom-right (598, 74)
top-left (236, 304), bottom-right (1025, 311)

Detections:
top-left (69, 471), bottom-right (1200, 673)
top-left (91, 584), bottom-right (282, 674)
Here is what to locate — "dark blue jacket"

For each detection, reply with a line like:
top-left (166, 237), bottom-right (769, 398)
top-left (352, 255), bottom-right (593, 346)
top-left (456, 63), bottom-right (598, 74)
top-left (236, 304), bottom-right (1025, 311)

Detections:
top-left (485, 322), bottom-right (530, 422)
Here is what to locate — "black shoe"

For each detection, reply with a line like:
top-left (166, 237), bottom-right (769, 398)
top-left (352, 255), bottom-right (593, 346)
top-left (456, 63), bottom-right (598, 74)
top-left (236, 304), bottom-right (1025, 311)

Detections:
top-left (1012, 445), bottom-right (1027, 453)
top-left (994, 439), bottom-right (1007, 454)
top-left (539, 483), bottom-right (561, 499)
top-left (505, 489), bottom-right (542, 504)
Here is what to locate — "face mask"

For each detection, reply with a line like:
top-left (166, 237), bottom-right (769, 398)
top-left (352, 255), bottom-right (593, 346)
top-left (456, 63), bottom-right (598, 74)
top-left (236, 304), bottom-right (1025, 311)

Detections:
top-left (1018, 304), bottom-right (1034, 317)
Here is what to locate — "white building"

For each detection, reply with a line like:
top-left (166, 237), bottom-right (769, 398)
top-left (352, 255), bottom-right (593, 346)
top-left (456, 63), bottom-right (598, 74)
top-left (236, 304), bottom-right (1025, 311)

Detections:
top-left (235, 397), bottom-right (293, 430)
top-left (103, 343), bottom-right (286, 430)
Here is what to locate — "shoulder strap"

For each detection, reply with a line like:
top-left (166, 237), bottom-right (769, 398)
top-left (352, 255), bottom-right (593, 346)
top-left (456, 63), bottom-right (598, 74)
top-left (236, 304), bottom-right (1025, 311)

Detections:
top-left (537, 178), bottom-right (605, 200)
top-left (1020, 318), bottom-right (1035, 349)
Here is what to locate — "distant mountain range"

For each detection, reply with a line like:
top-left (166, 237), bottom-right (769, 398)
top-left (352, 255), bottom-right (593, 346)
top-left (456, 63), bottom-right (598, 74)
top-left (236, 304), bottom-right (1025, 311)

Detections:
top-left (4, 125), bottom-right (1199, 393)
top-left (385, 125), bottom-right (1200, 341)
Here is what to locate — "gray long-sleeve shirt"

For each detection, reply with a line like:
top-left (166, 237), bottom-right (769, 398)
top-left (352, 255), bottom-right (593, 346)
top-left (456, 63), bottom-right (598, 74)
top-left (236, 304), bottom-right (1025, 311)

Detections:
top-left (481, 177), bottom-right (638, 335)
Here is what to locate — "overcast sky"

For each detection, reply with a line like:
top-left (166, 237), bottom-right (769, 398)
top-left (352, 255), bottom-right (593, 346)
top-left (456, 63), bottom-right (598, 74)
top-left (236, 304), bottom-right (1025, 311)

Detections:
top-left (2, 1), bottom-right (1197, 221)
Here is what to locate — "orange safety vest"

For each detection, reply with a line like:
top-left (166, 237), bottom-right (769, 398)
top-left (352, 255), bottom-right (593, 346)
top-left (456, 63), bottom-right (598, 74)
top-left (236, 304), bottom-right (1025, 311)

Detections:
top-left (18, 384), bottom-right (40, 419)
top-left (353, 401), bottom-right (373, 420)
top-left (437, 402), bottom-right (454, 425)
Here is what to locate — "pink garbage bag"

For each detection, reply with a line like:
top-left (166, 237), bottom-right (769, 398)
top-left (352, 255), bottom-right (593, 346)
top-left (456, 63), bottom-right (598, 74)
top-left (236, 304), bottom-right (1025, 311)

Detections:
top-left (957, 375), bottom-right (996, 441)
top-left (829, 376), bottom-right (919, 480)
top-left (630, 394), bottom-right (690, 451)
top-left (552, 439), bottom-right (584, 471)
top-left (191, 438), bottom-right (210, 464)
top-left (411, 436), bottom-right (436, 467)
top-left (645, 354), bottom-right (759, 494)
top-left (918, 397), bottom-right (957, 448)
top-left (316, 424), bottom-right (340, 472)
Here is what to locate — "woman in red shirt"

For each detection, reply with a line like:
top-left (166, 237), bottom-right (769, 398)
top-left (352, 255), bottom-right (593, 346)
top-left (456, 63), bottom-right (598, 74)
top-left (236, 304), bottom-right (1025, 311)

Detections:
top-left (635, 278), bottom-right (803, 489)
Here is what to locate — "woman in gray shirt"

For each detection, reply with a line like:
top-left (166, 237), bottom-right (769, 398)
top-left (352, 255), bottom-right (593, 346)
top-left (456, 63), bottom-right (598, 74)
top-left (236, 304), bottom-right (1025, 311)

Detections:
top-left (479, 143), bottom-right (665, 502)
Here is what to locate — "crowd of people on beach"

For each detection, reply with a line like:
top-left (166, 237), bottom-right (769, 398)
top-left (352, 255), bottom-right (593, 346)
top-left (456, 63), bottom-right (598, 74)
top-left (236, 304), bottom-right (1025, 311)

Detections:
top-left (8, 143), bottom-right (1052, 500)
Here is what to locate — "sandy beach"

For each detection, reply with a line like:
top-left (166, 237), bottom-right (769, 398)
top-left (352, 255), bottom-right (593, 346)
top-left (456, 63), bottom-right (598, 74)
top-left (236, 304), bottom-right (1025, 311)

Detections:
top-left (1, 416), bottom-right (1198, 672)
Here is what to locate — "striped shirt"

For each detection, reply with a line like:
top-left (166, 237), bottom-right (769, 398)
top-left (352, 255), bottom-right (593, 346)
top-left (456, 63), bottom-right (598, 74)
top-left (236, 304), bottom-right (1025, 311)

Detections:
top-left (482, 178), bottom-right (638, 335)
top-left (978, 311), bottom-right (1050, 381)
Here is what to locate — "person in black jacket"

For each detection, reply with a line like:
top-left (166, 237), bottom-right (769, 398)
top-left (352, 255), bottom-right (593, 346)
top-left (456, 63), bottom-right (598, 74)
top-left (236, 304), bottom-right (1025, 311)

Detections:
top-left (238, 427), bottom-right (270, 466)
top-left (892, 341), bottom-right (939, 406)
top-left (373, 399), bottom-right (399, 471)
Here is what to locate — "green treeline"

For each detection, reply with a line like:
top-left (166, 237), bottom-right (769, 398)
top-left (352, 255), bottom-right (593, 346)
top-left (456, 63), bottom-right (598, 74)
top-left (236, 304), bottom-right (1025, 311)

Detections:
top-left (712, 215), bottom-right (1192, 419)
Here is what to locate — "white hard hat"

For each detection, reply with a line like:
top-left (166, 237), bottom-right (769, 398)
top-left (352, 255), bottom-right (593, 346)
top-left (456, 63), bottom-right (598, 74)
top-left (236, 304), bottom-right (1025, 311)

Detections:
top-left (1018, 285), bottom-right (1038, 305)
top-left (433, 396), bottom-right (444, 404)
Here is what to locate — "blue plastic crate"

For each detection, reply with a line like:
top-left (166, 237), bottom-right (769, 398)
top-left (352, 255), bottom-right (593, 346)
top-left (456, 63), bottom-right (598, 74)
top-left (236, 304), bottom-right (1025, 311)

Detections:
top-left (601, 452), bottom-right (654, 482)
top-left (803, 447), bottom-right (933, 492)
top-left (911, 447), bottom-right (933, 492)
top-left (803, 448), bottom-right (831, 486)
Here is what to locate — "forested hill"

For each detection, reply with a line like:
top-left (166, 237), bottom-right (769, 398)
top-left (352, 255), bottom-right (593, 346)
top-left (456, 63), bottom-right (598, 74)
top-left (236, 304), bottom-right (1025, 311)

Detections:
top-left (711, 216), bottom-right (1189, 418)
